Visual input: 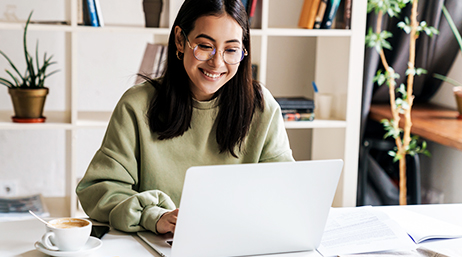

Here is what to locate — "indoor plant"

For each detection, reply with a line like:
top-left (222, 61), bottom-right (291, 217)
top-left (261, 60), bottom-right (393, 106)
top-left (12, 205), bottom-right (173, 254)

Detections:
top-left (433, 5), bottom-right (462, 118)
top-left (365, 0), bottom-right (435, 205)
top-left (0, 11), bottom-right (59, 123)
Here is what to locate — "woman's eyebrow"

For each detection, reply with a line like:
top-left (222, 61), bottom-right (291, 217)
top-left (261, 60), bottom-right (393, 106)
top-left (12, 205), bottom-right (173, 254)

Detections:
top-left (195, 33), bottom-right (241, 44)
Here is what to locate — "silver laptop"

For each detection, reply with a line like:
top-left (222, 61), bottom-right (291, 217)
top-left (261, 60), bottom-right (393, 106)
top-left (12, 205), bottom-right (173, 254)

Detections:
top-left (138, 159), bottom-right (343, 257)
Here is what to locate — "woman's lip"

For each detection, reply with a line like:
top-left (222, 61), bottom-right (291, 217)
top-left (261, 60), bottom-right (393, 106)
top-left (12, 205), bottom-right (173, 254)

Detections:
top-left (200, 68), bottom-right (225, 79)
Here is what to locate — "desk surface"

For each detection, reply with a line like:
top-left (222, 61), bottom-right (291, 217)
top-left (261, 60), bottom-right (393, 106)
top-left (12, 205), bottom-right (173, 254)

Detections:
top-left (1, 204), bottom-right (462, 257)
top-left (369, 103), bottom-right (462, 151)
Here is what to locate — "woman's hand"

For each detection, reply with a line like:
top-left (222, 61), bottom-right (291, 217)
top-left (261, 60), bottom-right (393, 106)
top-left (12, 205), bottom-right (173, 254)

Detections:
top-left (156, 208), bottom-right (179, 234)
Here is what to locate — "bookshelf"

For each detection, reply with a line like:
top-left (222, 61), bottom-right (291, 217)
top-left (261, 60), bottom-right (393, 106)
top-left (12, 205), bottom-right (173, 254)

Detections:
top-left (0, 0), bottom-right (367, 216)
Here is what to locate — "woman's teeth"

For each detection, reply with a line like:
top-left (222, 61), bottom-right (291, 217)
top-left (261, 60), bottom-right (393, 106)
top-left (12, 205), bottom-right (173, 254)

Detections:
top-left (203, 70), bottom-right (221, 78)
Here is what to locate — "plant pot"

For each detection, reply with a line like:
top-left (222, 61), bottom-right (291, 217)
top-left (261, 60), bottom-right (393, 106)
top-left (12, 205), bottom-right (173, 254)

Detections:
top-left (8, 87), bottom-right (49, 123)
top-left (143, 0), bottom-right (163, 28)
top-left (454, 86), bottom-right (462, 119)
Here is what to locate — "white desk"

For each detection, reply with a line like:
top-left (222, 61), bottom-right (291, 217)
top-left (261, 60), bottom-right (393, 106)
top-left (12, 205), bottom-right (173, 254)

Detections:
top-left (1, 204), bottom-right (461, 257)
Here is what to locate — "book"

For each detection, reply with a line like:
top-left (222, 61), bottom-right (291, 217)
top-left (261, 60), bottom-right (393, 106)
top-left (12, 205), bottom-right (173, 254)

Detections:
top-left (248, 0), bottom-right (258, 23)
top-left (86, 0), bottom-right (99, 27)
top-left (298, 0), bottom-right (322, 29)
top-left (0, 194), bottom-right (50, 221)
top-left (380, 207), bottom-right (462, 244)
top-left (77, 0), bottom-right (84, 25)
top-left (318, 206), bottom-right (462, 256)
top-left (321, 0), bottom-right (342, 29)
top-left (282, 112), bottom-right (315, 121)
top-left (94, 0), bottom-right (104, 27)
top-left (313, 0), bottom-right (328, 29)
top-left (135, 43), bottom-right (166, 85)
top-left (155, 45), bottom-right (168, 78)
top-left (343, 0), bottom-right (352, 29)
top-left (275, 97), bottom-right (315, 110)
top-left (82, 0), bottom-right (90, 26)
top-left (251, 64), bottom-right (258, 80)
top-left (152, 44), bottom-right (165, 78)
top-left (240, 0), bottom-right (249, 13)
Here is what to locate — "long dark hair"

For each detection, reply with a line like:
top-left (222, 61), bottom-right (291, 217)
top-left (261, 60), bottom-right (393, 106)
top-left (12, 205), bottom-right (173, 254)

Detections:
top-left (145, 0), bottom-right (264, 158)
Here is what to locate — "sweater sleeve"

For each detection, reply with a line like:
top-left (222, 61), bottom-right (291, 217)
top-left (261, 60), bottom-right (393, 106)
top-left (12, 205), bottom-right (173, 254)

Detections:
top-left (76, 86), bottom-right (176, 234)
top-left (258, 88), bottom-right (295, 163)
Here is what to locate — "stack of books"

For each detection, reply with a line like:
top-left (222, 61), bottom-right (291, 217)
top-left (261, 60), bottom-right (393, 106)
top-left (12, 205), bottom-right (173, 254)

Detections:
top-left (135, 43), bottom-right (168, 84)
top-left (298, 0), bottom-right (351, 29)
top-left (275, 97), bottom-right (315, 121)
top-left (0, 194), bottom-right (49, 221)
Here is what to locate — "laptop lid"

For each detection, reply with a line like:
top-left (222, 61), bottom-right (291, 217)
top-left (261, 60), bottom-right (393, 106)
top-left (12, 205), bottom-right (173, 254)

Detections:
top-left (139, 159), bottom-right (343, 257)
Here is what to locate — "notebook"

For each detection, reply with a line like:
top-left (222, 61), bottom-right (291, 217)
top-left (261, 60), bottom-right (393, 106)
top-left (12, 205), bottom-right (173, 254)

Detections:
top-left (137, 159), bottom-right (343, 257)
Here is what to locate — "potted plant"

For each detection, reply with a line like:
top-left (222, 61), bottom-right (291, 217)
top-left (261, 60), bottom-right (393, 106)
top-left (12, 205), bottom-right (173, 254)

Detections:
top-left (0, 11), bottom-right (59, 123)
top-left (365, 0), bottom-right (435, 205)
top-left (433, 5), bottom-right (462, 118)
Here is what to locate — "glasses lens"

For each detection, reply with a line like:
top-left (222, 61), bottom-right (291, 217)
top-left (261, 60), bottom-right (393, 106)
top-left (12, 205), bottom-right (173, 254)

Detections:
top-left (193, 44), bottom-right (215, 61)
top-left (223, 48), bottom-right (245, 64)
top-left (193, 44), bottom-right (245, 64)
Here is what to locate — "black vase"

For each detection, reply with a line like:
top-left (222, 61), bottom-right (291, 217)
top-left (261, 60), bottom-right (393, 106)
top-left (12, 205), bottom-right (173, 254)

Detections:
top-left (143, 0), bottom-right (163, 27)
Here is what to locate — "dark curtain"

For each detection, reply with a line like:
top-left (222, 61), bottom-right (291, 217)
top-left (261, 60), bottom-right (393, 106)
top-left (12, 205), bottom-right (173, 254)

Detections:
top-left (358, 0), bottom-right (462, 205)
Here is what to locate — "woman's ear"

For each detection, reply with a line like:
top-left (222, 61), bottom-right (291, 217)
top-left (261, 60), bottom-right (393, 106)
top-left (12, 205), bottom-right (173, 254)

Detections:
top-left (174, 26), bottom-right (184, 53)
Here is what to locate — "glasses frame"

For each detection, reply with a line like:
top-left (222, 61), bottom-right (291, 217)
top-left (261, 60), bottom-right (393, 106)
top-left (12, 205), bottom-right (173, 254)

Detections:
top-left (181, 30), bottom-right (248, 65)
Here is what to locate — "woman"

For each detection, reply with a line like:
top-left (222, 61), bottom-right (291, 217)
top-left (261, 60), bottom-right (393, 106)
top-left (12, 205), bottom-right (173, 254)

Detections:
top-left (76, 0), bottom-right (294, 235)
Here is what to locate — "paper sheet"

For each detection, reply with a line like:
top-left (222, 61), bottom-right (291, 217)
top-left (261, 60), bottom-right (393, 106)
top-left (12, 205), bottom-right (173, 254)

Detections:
top-left (317, 206), bottom-right (416, 257)
top-left (379, 207), bottom-right (462, 243)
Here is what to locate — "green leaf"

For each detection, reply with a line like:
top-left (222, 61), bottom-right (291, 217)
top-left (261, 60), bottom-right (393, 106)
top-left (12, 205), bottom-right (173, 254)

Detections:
top-left (396, 83), bottom-right (407, 99)
top-left (5, 70), bottom-right (20, 87)
top-left (433, 73), bottom-right (462, 87)
top-left (365, 28), bottom-right (393, 53)
top-left (442, 5), bottom-right (462, 53)
top-left (0, 77), bottom-right (14, 88)
top-left (0, 50), bottom-right (26, 83)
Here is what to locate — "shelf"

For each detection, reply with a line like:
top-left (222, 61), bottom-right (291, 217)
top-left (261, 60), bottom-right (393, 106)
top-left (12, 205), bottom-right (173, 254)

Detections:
top-left (265, 28), bottom-right (352, 37)
top-left (0, 22), bottom-right (171, 35)
top-left (0, 111), bottom-right (71, 129)
top-left (284, 119), bottom-right (347, 129)
top-left (77, 111), bottom-right (111, 128)
top-left (369, 103), bottom-right (462, 151)
top-left (0, 24), bottom-right (351, 37)
top-left (75, 25), bottom-right (171, 34)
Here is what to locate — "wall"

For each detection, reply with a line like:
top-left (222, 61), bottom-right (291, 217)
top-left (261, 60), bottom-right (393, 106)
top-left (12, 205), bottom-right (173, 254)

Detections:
top-left (420, 52), bottom-right (462, 203)
top-left (0, 0), bottom-right (155, 197)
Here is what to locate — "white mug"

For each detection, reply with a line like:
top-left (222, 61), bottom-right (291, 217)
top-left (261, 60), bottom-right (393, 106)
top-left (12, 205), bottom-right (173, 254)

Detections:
top-left (40, 218), bottom-right (92, 251)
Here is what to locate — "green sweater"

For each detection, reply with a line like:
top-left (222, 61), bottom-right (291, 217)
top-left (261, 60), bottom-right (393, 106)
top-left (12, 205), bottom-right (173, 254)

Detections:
top-left (76, 82), bottom-right (294, 234)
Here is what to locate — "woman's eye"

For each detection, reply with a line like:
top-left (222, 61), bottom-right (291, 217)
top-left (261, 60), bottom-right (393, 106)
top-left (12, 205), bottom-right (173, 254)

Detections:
top-left (225, 48), bottom-right (239, 54)
top-left (198, 44), bottom-right (214, 50)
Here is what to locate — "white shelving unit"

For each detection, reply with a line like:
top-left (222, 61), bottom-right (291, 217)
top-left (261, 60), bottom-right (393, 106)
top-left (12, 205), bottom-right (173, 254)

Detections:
top-left (0, 0), bottom-right (366, 216)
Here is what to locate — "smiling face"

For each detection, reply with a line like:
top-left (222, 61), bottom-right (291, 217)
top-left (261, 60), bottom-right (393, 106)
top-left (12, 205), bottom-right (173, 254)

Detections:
top-left (175, 14), bottom-right (244, 101)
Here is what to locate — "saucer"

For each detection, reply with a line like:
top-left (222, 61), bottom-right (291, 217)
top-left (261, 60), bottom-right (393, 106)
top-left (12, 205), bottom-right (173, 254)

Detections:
top-left (34, 236), bottom-right (102, 257)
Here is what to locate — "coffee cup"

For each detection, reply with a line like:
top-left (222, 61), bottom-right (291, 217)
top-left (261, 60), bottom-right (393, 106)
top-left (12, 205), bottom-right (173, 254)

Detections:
top-left (40, 218), bottom-right (92, 251)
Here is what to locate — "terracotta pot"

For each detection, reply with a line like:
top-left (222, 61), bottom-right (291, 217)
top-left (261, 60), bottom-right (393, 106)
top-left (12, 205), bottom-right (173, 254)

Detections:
top-left (8, 87), bottom-right (49, 122)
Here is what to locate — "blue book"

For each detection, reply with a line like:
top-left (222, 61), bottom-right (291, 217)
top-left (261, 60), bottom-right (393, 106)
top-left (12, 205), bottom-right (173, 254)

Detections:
top-left (240, 0), bottom-right (249, 13)
top-left (321, 0), bottom-right (341, 29)
top-left (86, 0), bottom-right (99, 27)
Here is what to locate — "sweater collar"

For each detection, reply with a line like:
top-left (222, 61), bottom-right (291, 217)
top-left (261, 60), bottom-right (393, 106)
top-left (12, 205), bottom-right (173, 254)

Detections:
top-left (192, 96), bottom-right (220, 110)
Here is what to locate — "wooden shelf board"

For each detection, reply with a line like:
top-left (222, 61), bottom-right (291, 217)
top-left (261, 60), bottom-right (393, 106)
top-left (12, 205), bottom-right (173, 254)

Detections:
top-left (265, 28), bottom-right (351, 37)
top-left (0, 111), bottom-right (71, 129)
top-left (369, 103), bottom-right (462, 151)
top-left (285, 119), bottom-right (347, 129)
top-left (76, 111), bottom-right (111, 127)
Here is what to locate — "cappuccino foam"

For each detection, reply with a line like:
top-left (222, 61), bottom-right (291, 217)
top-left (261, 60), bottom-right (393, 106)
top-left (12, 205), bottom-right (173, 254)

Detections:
top-left (51, 218), bottom-right (89, 229)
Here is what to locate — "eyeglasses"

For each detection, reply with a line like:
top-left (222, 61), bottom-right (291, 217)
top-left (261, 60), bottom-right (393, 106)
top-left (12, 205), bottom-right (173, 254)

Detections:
top-left (182, 30), bottom-right (248, 65)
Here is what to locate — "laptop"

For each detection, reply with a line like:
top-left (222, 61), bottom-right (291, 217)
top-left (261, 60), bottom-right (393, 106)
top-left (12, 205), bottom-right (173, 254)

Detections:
top-left (137, 159), bottom-right (343, 257)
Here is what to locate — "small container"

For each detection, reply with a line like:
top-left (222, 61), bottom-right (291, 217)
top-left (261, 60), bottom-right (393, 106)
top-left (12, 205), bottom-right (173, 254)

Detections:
top-left (143, 0), bottom-right (163, 28)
